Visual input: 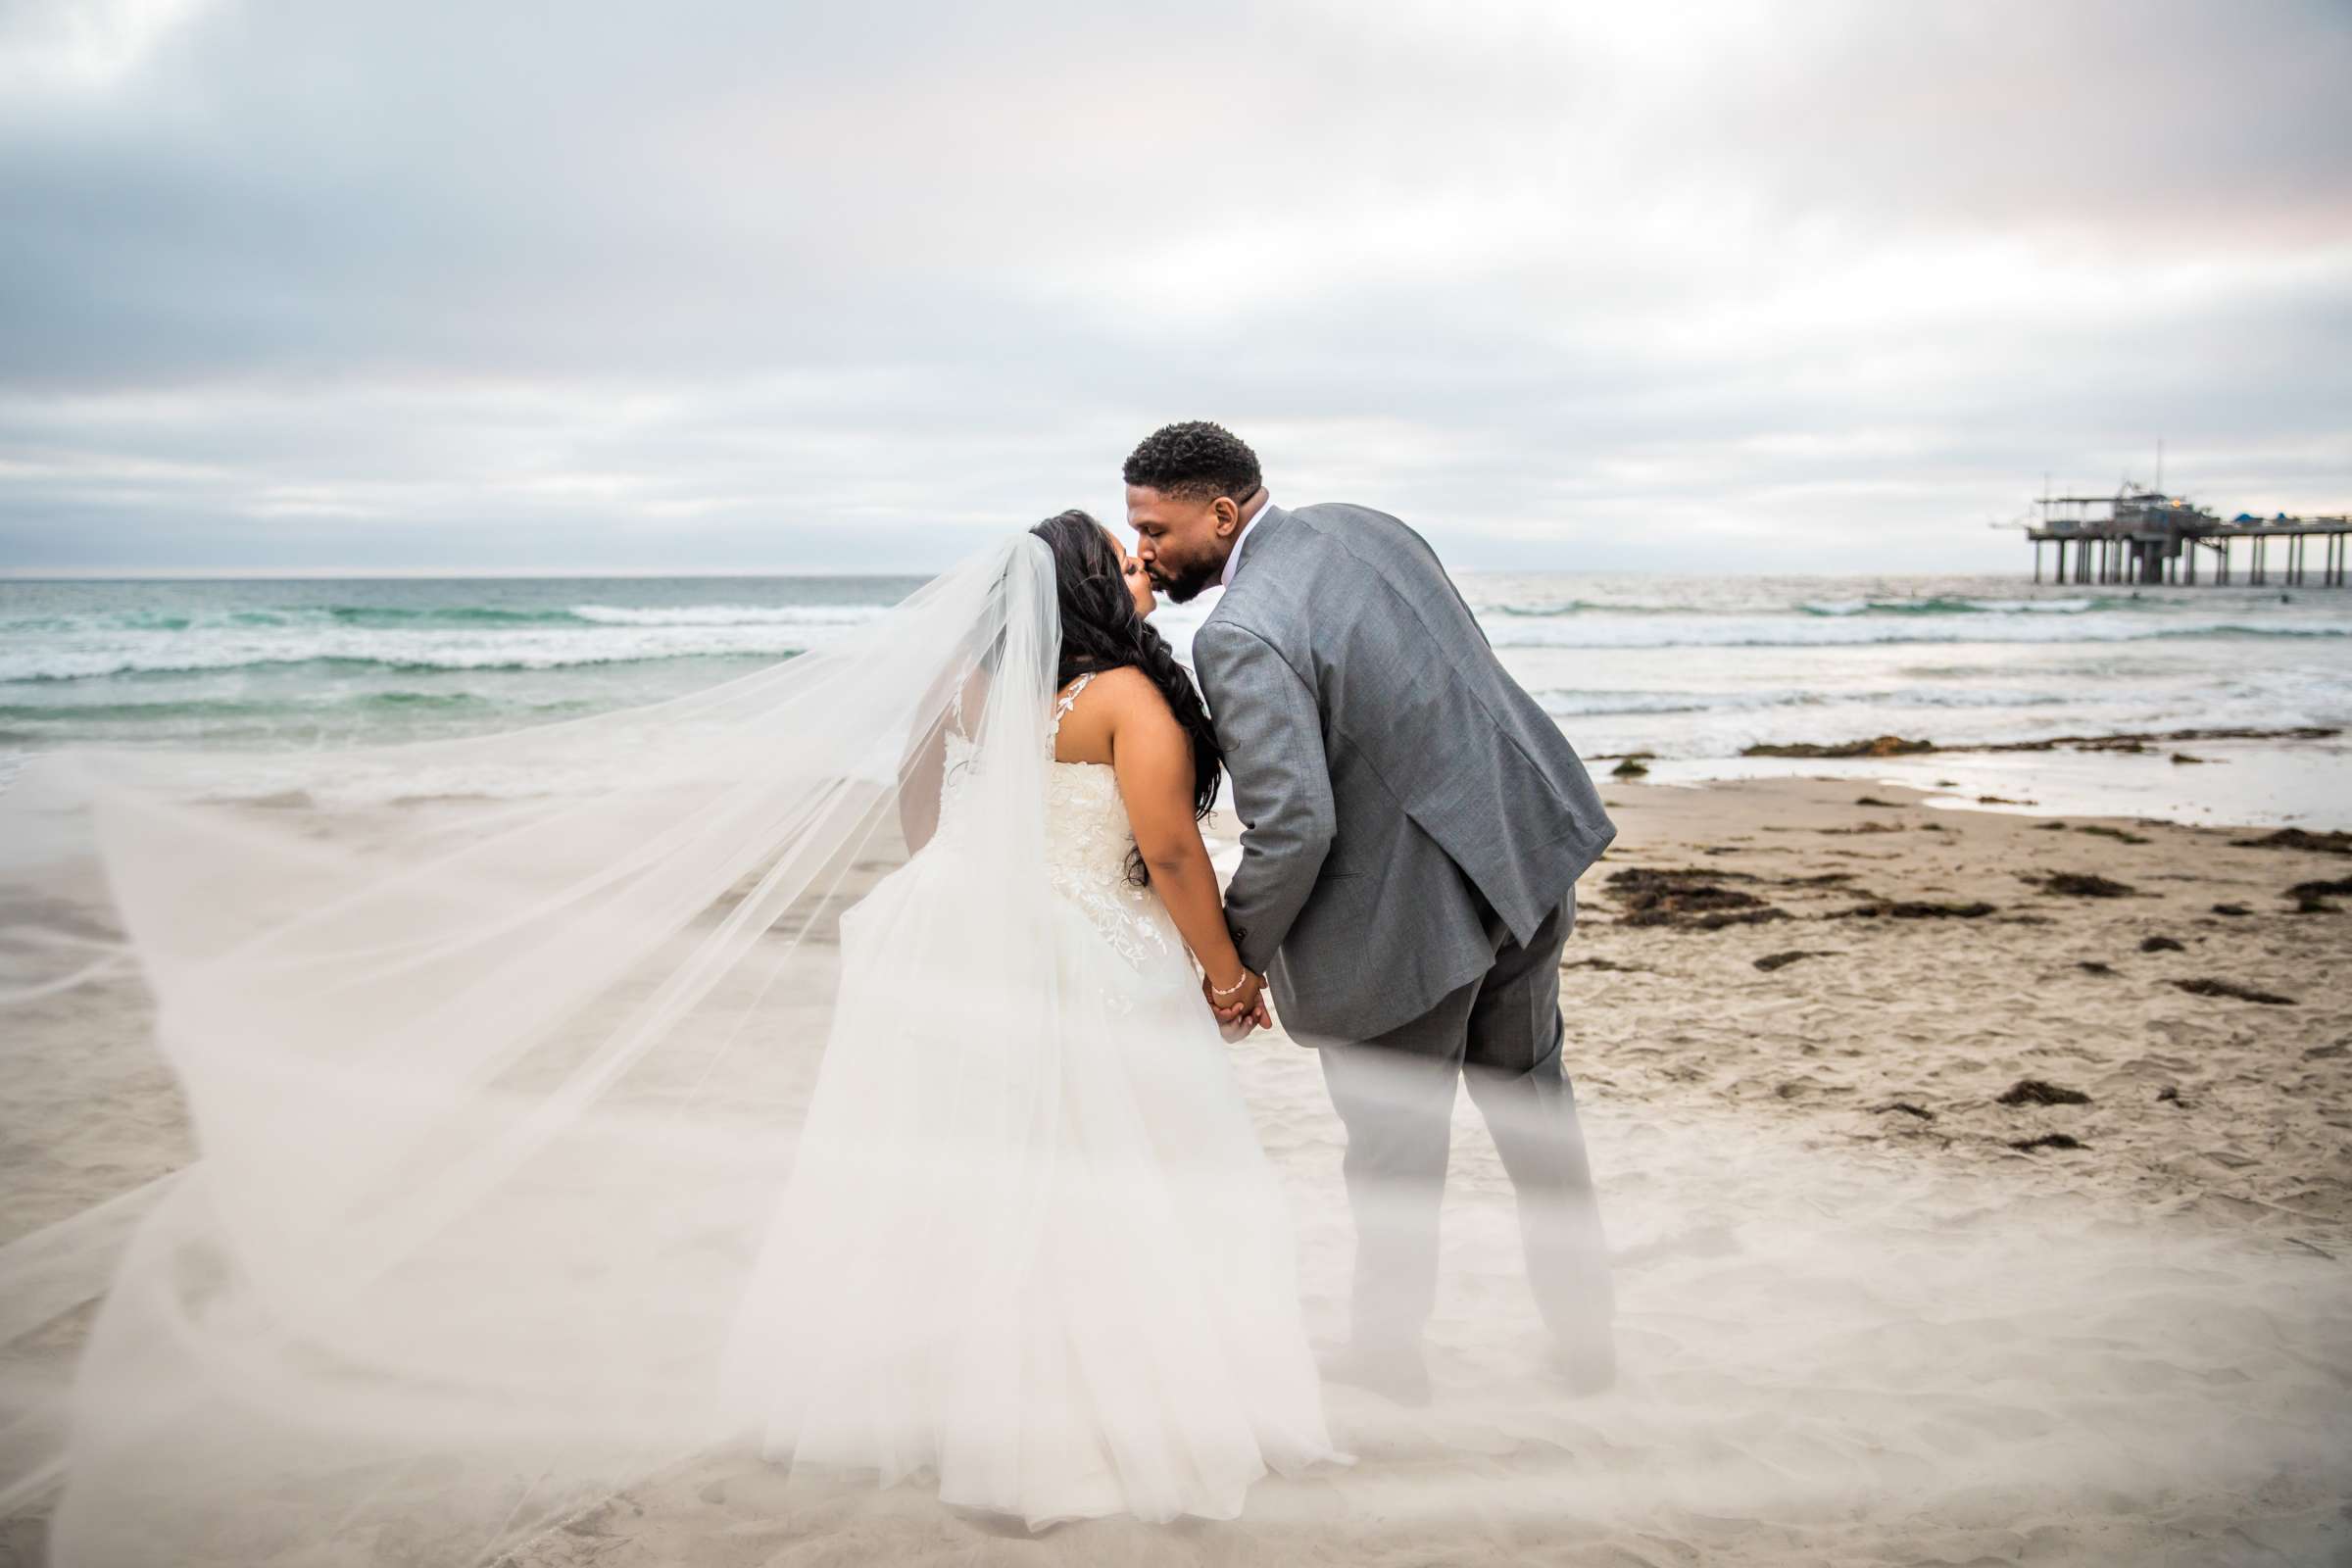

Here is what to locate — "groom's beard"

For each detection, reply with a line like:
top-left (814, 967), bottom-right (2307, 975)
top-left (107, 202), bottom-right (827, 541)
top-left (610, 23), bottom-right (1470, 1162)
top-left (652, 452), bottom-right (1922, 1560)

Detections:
top-left (1150, 558), bottom-right (1222, 604)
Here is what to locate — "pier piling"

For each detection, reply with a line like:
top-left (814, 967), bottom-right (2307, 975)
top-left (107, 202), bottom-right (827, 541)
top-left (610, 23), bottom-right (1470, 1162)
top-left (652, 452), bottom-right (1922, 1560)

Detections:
top-left (2025, 484), bottom-right (2347, 591)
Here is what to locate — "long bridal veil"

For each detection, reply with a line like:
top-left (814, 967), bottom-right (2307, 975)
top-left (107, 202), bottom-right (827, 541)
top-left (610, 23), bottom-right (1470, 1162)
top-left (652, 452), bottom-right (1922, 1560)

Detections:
top-left (0, 534), bottom-right (1076, 1564)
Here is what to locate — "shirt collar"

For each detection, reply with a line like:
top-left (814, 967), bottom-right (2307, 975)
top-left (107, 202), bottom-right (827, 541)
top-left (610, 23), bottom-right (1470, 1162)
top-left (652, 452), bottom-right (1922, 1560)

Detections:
top-left (1219, 493), bottom-right (1271, 589)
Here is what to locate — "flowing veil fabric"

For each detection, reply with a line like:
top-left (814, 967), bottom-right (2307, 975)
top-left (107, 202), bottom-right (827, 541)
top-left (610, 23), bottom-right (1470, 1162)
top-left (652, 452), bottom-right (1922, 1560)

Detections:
top-left (0, 534), bottom-right (1092, 1562)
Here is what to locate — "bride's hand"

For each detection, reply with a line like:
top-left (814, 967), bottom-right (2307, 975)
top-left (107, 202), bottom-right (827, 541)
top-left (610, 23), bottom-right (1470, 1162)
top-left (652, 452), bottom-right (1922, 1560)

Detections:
top-left (1203, 968), bottom-right (1263, 1027)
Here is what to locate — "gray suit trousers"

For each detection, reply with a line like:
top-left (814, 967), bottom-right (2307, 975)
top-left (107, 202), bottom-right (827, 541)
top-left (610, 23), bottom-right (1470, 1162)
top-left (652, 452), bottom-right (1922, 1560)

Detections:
top-left (1305, 882), bottom-right (1614, 1355)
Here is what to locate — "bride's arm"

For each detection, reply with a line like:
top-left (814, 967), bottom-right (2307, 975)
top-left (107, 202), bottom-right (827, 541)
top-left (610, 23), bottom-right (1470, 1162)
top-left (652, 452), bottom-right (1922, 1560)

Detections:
top-left (896, 710), bottom-right (948, 853)
top-left (1102, 673), bottom-right (1255, 1007)
top-left (895, 667), bottom-right (989, 853)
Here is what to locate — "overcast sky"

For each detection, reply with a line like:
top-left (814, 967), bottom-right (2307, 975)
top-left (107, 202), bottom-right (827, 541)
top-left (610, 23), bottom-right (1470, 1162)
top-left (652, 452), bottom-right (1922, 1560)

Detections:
top-left (2, 0), bottom-right (2346, 576)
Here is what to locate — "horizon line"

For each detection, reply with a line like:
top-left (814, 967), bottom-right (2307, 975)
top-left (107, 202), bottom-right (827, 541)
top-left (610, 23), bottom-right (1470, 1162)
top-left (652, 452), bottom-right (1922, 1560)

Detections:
top-left (1, 563), bottom-right (2031, 582)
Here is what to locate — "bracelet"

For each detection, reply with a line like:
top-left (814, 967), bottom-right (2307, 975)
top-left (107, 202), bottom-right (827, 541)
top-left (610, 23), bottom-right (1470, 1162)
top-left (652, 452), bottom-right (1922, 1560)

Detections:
top-left (1208, 971), bottom-right (1254, 1000)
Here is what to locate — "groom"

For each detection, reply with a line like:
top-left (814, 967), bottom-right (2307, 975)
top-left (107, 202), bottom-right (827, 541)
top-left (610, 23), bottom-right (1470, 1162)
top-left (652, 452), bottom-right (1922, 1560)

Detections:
top-left (1125, 420), bottom-right (1620, 1403)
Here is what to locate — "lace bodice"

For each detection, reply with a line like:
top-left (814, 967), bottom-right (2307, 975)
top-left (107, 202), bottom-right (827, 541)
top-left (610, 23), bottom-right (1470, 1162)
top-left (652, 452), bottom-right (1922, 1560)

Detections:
top-left (1042, 673), bottom-right (1183, 972)
top-left (934, 673), bottom-right (1182, 974)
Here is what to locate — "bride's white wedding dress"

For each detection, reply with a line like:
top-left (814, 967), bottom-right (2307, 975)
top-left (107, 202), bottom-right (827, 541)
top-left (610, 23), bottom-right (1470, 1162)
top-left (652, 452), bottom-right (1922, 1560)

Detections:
top-left (0, 537), bottom-right (1337, 1560)
top-left (714, 672), bottom-right (1344, 1527)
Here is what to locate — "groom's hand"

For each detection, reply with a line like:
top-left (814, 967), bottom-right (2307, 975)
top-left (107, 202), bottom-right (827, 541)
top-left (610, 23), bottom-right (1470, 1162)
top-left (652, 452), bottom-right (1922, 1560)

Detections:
top-left (1216, 993), bottom-right (1272, 1043)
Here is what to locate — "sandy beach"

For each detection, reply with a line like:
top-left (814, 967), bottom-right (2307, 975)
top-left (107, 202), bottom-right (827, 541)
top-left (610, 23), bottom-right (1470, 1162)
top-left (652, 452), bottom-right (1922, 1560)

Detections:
top-left (3, 772), bottom-right (2347, 1566)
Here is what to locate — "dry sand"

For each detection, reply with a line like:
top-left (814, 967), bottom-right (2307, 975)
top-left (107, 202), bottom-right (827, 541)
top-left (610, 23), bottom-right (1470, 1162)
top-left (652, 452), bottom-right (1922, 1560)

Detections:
top-left (4, 776), bottom-right (2348, 1566)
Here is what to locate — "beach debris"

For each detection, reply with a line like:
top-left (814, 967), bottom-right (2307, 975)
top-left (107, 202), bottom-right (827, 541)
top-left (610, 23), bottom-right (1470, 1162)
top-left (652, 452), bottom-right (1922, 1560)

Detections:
top-left (1753, 949), bottom-right (1835, 971)
top-left (2287, 876), bottom-right (2352, 913)
top-left (1630, 904), bottom-right (1790, 932)
top-left (1780, 871), bottom-right (1858, 886)
top-left (2029, 871), bottom-right (2137, 898)
top-left (1936, 778), bottom-right (1959, 786)
top-left (2075, 825), bottom-right (2151, 845)
top-left (1610, 757), bottom-right (1650, 778)
top-left (1998, 1078), bottom-right (2092, 1106)
top-left (1874, 1101), bottom-right (1936, 1120)
top-left (2210, 903), bottom-right (2252, 917)
top-left (1854, 795), bottom-right (1903, 808)
top-left (1829, 900), bottom-right (1997, 920)
top-left (1749, 725), bottom-right (2335, 761)
top-left (1604, 867), bottom-right (1790, 931)
top-left (2304, 1042), bottom-right (2347, 1060)
top-left (1743, 736), bottom-right (1933, 759)
top-left (2034, 821), bottom-right (2070, 831)
top-left (1562, 957), bottom-right (1649, 972)
top-left (2139, 935), bottom-right (2186, 953)
top-left (1984, 725), bottom-right (2336, 754)
top-left (2229, 827), bottom-right (2352, 857)
top-left (1977, 794), bottom-right (2034, 805)
top-left (2172, 977), bottom-right (2296, 1005)
top-left (245, 789), bottom-right (317, 810)
top-left (2010, 1133), bottom-right (2087, 1152)
top-left (2156, 1086), bottom-right (2187, 1106)
top-left (1610, 865), bottom-right (1761, 886)
top-left (2078, 960), bottom-right (2116, 976)
top-left (2170, 753), bottom-right (2208, 764)
top-left (1995, 913), bottom-right (2057, 925)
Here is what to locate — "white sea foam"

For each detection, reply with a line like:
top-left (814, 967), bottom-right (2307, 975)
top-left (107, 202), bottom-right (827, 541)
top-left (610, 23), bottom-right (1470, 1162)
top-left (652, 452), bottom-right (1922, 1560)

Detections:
top-left (566, 604), bottom-right (884, 627)
top-left (0, 623), bottom-right (856, 682)
top-left (1482, 612), bottom-right (2346, 650)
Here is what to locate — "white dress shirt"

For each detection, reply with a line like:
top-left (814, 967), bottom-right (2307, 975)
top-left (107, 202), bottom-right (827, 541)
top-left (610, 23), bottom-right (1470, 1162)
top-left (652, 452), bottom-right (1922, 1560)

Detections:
top-left (1219, 492), bottom-right (1271, 589)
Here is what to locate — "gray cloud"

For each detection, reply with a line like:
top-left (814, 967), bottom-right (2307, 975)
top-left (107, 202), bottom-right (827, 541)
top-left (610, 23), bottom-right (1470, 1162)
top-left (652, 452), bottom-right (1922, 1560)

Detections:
top-left (2, 0), bottom-right (2346, 574)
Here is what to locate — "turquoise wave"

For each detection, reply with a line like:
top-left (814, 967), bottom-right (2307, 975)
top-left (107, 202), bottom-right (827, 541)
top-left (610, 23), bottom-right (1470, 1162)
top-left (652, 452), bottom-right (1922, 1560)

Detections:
top-left (322, 605), bottom-right (591, 626)
top-left (0, 650), bottom-right (794, 685)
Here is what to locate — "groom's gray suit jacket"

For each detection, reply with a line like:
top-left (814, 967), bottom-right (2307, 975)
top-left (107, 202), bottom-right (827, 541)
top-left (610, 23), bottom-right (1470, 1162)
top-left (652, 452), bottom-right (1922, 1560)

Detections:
top-left (1192, 502), bottom-right (1618, 1043)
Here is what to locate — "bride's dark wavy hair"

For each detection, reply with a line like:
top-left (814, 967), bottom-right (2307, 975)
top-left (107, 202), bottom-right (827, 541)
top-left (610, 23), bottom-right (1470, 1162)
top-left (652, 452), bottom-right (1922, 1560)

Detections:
top-left (1029, 511), bottom-right (1223, 879)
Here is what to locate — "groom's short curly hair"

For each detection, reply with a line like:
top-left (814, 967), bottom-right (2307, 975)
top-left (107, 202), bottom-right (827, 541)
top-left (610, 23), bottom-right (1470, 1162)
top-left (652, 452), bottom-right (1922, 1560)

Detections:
top-left (1122, 420), bottom-right (1261, 504)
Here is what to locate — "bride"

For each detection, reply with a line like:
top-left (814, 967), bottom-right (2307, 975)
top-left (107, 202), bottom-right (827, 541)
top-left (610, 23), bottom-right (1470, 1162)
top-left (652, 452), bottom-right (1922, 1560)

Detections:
top-left (0, 513), bottom-right (1342, 1563)
top-left (712, 512), bottom-right (1343, 1525)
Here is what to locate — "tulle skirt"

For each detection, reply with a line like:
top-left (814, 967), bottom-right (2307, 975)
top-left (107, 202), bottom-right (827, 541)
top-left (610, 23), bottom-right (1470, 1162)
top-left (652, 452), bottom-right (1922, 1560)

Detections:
top-left (712, 842), bottom-right (1344, 1528)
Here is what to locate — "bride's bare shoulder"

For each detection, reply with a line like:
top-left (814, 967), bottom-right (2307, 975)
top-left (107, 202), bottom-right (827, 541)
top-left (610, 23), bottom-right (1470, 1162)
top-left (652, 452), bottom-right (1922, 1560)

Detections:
top-left (1054, 666), bottom-right (1174, 761)
top-left (1084, 665), bottom-right (1179, 726)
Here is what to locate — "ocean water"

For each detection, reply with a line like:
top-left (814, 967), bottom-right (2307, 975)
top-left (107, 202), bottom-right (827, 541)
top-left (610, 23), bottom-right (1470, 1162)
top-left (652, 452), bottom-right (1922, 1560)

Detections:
top-left (5, 569), bottom-right (2348, 826)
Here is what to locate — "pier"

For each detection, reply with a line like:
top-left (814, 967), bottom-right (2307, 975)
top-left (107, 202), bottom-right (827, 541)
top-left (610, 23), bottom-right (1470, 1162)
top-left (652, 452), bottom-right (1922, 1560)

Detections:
top-left (2027, 486), bottom-right (2351, 588)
